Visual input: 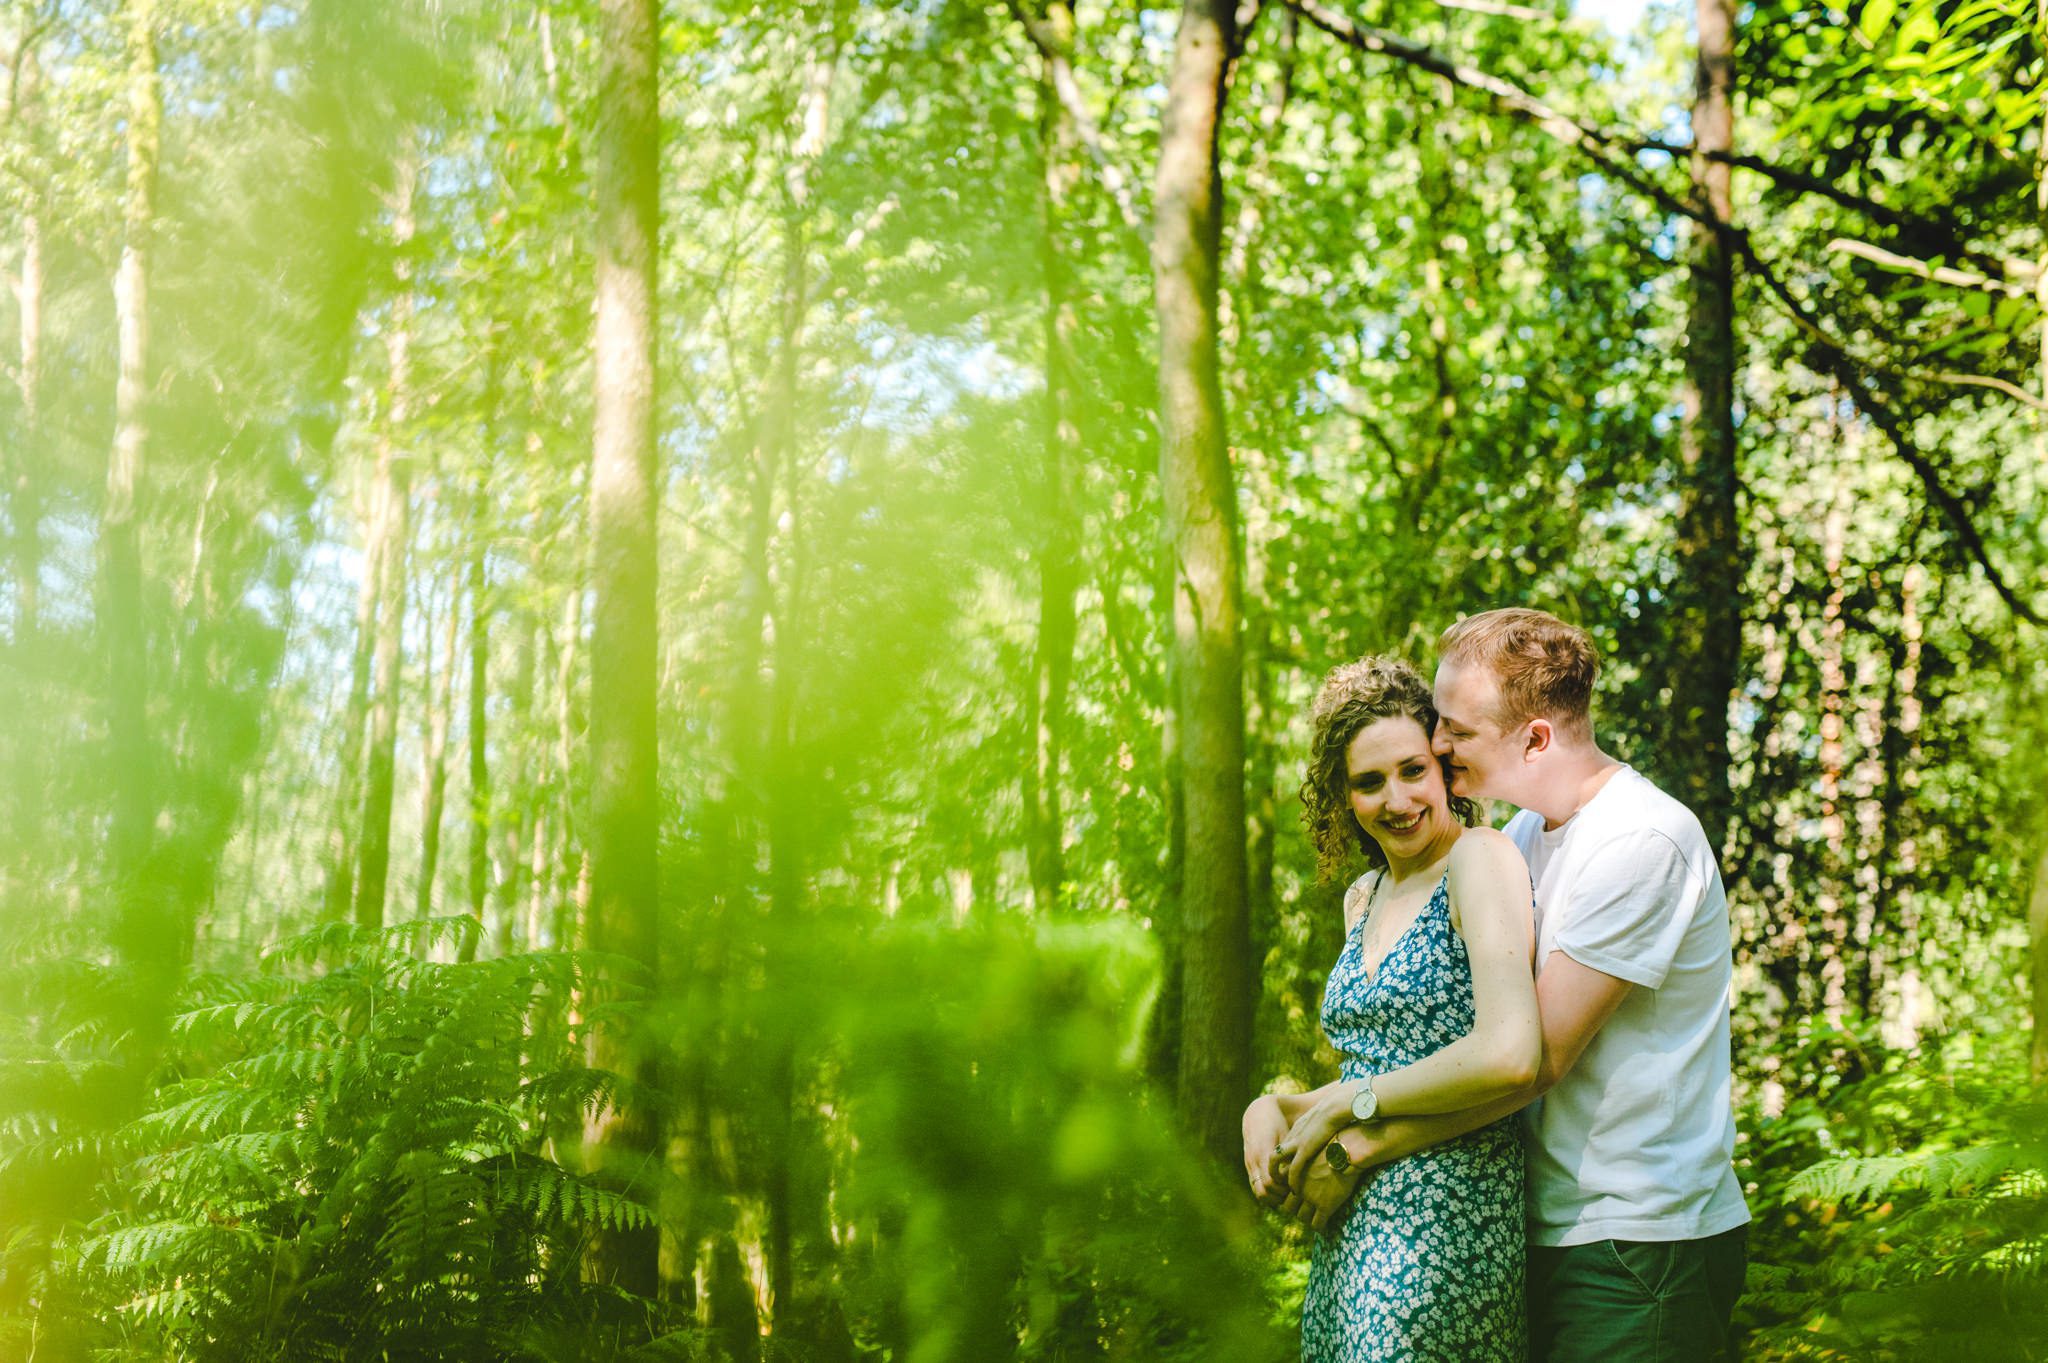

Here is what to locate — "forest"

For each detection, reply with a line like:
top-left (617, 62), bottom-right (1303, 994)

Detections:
top-left (0, 0), bottom-right (2045, 1357)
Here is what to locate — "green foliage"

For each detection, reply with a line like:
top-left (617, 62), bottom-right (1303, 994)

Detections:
top-left (1741, 1021), bottom-right (2048, 1360)
top-left (12, 926), bottom-right (665, 1362)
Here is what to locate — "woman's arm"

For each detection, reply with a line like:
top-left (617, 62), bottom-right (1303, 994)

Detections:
top-left (1362, 829), bottom-right (1540, 1113)
top-left (1276, 832), bottom-right (1539, 1183)
top-left (1338, 948), bottom-right (1635, 1169)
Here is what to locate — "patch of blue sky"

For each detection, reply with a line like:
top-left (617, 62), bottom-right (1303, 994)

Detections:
top-left (861, 330), bottom-right (1034, 431)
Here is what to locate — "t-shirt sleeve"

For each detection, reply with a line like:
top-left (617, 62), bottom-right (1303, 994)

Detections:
top-left (1553, 830), bottom-right (1702, 989)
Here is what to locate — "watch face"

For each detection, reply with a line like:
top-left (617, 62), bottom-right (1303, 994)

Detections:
top-left (1324, 1141), bottom-right (1350, 1175)
top-left (1351, 1086), bottom-right (1378, 1122)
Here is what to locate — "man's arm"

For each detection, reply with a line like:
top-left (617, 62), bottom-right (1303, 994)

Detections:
top-left (1338, 950), bottom-right (1633, 1169)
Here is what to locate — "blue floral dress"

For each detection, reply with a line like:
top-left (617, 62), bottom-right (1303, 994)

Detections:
top-left (1300, 870), bottom-right (1525, 1363)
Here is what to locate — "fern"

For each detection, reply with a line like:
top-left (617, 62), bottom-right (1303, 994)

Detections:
top-left (1744, 1037), bottom-right (2048, 1362)
top-left (18, 932), bottom-right (664, 1361)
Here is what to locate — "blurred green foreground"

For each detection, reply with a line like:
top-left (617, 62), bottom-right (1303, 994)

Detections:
top-left (3, 0), bottom-right (2048, 1359)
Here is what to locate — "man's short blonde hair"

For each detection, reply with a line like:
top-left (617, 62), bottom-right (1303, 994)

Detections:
top-left (1437, 608), bottom-right (1597, 737)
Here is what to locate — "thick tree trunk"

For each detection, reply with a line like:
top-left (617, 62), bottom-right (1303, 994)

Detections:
top-left (582, 0), bottom-right (661, 1301)
top-left (1026, 7), bottom-right (1081, 916)
top-left (353, 153), bottom-right (419, 934)
top-left (1673, 0), bottom-right (1741, 851)
top-left (106, 0), bottom-right (160, 962)
top-left (1154, 0), bottom-right (1251, 1169)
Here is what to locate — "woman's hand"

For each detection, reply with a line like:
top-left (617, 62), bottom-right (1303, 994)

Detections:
top-left (1242, 1094), bottom-right (1291, 1206)
top-left (1271, 1089), bottom-right (1353, 1191)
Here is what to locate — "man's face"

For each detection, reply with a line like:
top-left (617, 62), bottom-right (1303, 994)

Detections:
top-left (1431, 660), bottom-right (1527, 803)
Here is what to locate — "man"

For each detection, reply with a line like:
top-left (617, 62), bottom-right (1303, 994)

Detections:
top-left (1305, 608), bottom-right (1748, 1362)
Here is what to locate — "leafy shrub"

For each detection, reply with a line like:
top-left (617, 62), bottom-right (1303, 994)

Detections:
top-left (1741, 1017), bottom-right (2048, 1361)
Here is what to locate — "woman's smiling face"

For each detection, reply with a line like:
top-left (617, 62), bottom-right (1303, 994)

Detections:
top-left (1344, 715), bottom-right (1450, 858)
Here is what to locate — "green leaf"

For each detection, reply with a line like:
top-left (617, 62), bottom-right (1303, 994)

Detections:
top-left (1860, 0), bottom-right (1898, 42)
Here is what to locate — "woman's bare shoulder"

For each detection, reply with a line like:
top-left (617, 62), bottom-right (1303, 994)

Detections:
top-left (1449, 824), bottom-right (1520, 866)
top-left (1447, 827), bottom-right (1532, 902)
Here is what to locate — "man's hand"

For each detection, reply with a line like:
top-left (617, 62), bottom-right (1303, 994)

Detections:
top-left (1272, 1090), bottom-right (1352, 1191)
top-left (1281, 1142), bottom-right (1368, 1233)
top-left (1242, 1094), bottom-right (1291, 1207)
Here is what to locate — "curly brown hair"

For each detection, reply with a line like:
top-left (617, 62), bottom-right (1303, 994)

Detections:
top-left (1299, 656), bottom-right (1479, 881)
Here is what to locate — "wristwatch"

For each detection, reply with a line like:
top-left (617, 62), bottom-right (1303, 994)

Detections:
top-left (1349, 1074), bottom-right (1379, 1122)
top-left (1324, 1139), bottom-right (1353, 1176)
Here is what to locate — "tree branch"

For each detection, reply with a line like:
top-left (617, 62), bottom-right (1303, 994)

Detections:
top-left (1288, 0), bottom-right (2042, 625)
top-left (1005, 0), bottom-right (1147, 239)
top-left (1434, 0), bottom-right (1554, 21)
top-left (1288, 0), bottom-right (1992, 265)
top-left (1924, 370), bottom-right (2048, 412)
top-left (1827, 237), bottom-right (2035, 296)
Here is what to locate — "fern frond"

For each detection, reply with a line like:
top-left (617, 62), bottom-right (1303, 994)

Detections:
top-left (1788, 1143), bottom-right (2036, 1205)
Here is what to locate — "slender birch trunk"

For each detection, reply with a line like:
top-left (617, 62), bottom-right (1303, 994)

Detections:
top-left (322, 496), bottom-right (383, 922)
top-left (464, 527), bottom-right (490, 958)
top-left (353, 152), bottom-right (420, 933)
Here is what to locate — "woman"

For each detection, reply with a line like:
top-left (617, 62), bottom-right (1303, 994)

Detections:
top-left (1242, 657), bottom-right (1539, 1363)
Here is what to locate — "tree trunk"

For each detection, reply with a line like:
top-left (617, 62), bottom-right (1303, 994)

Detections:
top-left (2033, 843), bottom-right (2048, 1087)
top-left (496, 484), bottom-right (540, 952)
top-left (1225, 11), bottom-right (1294, 1014)
top-left (1879, 562), bottom-right (1924, 1048)
top-left (8, 38), bottom-right (46, 892)
top-left (550, 581), bottom-right (583, 949)
top-left (1153, 0), bottom-right (1251, 1169)
top-left (106, 0), bottom-right (160, 966)
top-left (582, 0), bottom-right (662, 1301)
top-left (11, 126), bottom-right (41, 644)
top-left (353, 152), bottom-right (420, 934)
top-left (1025, 4), bottom-right (1082, 916)
top-left (463, 500), bottom-right (490, 961)
top-left (2031, 1), bottom-right (2048, 1089)
top-left (1816, 491), bottom-right (1848, 1020)
top-left (417, 558), bottom-right (461, 923)
top-left (1673, 0), bottom-right (1741, 852)
top-left (742, 33), bottom-right (842, 1338)
top-left (322, 491), bottom-right (383, 922)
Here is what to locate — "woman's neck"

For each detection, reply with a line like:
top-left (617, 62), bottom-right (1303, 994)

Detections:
top-left (1384, 824), bottom-right (1460, 884)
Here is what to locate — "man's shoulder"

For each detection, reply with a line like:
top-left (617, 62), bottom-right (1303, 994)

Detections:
top-left (1500, 806), bottom-right (1544, 846)
top-left (1580, 768), bottom-right (1712, 859)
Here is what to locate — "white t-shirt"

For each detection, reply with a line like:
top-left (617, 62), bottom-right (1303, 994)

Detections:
top-left (1505, 765), bottom-right (1751, 1247)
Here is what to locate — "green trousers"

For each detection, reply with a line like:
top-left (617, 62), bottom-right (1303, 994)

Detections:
top-left (1527, 1224), bottom-right (1747, 1363)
